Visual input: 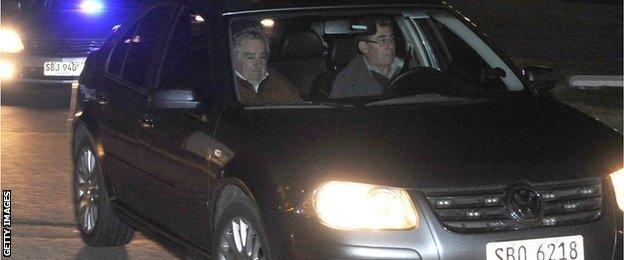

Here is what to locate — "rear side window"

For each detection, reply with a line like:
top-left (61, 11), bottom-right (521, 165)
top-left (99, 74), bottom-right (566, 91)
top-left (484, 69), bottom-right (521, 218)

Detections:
top-left (108, 22), bottom-right (138, 76)
top-left (159, 8), bottom-right (211, 98)
top-left (122, 5), bottom-right (176, 89)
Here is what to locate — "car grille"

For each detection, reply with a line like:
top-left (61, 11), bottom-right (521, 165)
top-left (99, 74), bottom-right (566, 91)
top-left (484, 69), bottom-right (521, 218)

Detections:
top-left (24, 39), bottom-right (104, 56)
top-left (422, 178), bottom-right (603, 233)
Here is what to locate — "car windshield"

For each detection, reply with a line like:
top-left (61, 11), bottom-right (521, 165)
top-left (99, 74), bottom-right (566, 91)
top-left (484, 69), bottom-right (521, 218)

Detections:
top-left (228, 9), bottom-right (525, 107)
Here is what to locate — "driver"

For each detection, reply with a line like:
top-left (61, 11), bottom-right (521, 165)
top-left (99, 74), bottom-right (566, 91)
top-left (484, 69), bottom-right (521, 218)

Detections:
top-left (330, 16), bottom-right (405, 99)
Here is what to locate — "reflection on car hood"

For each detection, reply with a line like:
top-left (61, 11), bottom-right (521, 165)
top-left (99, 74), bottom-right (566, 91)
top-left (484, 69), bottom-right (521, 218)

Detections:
top-left (16, 10), bottom-right (128, 40)
top-left (245, 97), bottom-right (623, 190)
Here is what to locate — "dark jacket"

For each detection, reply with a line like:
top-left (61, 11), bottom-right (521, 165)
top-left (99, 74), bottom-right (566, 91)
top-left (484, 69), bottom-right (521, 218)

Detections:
top-left (330, 55), bottom-right (404, 98)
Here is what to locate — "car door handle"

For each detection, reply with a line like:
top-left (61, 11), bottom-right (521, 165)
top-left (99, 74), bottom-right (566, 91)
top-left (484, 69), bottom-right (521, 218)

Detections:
top-left (96, 91), bottom-right (109, 105)
top-left (141, 115), bottom-right (154, 129)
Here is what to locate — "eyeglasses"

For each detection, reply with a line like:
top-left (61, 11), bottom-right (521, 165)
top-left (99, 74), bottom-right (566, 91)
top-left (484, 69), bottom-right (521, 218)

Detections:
top-left (364, 37), bottom-right (396, 46)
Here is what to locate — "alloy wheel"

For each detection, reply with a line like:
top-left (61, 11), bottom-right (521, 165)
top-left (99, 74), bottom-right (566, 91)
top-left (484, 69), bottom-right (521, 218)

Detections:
top-left (75, 147), bottom-right (99, 234)
top-left (218, 217), bottom-right (264, 260)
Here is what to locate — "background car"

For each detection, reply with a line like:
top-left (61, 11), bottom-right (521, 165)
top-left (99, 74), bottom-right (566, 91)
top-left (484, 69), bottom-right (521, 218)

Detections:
top-left (70, 0), bottom-right (623, 259)
top-left (0, 0), bottom-right (134, 84)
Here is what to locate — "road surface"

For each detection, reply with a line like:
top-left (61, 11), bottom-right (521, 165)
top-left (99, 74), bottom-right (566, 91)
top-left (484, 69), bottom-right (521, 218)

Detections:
top-left (1, 83), bottom-right (177, 259)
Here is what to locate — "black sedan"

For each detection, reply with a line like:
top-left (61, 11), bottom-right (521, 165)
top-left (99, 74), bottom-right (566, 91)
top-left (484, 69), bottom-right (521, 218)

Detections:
top-left (70, 0), bottom-right (623, 259)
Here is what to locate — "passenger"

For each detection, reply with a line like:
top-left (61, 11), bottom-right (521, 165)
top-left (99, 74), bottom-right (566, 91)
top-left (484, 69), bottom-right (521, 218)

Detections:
top-left (231, 26), bottom-right (302, 105)
top-left (330, 17), bottom-right (405, 98)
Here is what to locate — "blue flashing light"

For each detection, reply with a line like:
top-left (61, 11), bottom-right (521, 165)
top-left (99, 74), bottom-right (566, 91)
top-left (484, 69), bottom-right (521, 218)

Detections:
top-left (80, 0), bottom-right (104, 14)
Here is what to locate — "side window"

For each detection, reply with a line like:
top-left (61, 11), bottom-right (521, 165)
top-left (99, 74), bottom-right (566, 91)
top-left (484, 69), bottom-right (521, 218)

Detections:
top-left (159, 8), bottom-right (211, 98)
top-left (416, 18), bottom-right (506, 91)
top-left (108, 22), bottom-right (138, 76)
top-left (121, 5), bottom-right (176, 90)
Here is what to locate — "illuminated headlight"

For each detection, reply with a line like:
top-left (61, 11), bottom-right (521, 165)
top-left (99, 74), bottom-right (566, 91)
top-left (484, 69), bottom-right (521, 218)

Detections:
top-left (313, 181), bottom-right (418, 230)
top-left (0, 62), bottom-right (16, 79)
top-left (0, 29), bottom-right (24, 53)
top-left (610, 168), bottom-right (624, 211)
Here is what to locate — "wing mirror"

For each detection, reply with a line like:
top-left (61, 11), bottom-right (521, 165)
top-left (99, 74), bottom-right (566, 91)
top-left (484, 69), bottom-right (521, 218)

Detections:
top-left (522, 65), bottom-right (556, 94)
top-left (151, 89), bottom-right (199, 110)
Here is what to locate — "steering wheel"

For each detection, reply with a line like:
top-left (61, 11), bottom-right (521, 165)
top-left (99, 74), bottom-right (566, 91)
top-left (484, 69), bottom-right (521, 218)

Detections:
top-left (382, 66), bottom-right (470, 98)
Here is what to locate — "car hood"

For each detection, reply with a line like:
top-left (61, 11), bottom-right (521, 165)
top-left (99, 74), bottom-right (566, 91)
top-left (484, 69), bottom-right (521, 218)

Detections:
top-left (15, 9), bottom-right (128, 40)
top-left (243, 97), bottom-right (622, 190)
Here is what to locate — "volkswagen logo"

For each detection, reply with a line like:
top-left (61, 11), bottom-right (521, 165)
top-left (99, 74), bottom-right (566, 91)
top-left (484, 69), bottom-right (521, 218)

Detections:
top-left (505, 186), bottom-right (542, 224)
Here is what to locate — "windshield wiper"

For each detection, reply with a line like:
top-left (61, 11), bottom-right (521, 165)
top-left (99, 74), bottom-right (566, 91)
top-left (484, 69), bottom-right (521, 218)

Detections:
top-left (366, 93), bottom-right (472, 106)
top-left (245, 101), bottom-right (353, 109)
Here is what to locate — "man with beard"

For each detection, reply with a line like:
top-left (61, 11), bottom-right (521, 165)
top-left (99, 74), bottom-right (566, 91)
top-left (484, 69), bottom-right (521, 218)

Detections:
top-left (330, 17), bottom-right (405, 99)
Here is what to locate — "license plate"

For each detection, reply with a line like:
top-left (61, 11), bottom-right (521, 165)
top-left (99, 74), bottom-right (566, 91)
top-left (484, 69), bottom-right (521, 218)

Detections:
top-left (486, 235), bottom-right (583, 260)
top-left (43, 61), bottom-right (85, 76)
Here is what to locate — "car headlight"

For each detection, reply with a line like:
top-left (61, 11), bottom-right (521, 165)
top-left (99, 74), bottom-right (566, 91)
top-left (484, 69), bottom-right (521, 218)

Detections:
top-left (0, 29), bottom-right (24, 53)
top-left (0, 62), bottom-right (16, 80)
top-left (610, 168), bottom-right (624, 211)
top-left (313, 181), bottom-right (418, 230)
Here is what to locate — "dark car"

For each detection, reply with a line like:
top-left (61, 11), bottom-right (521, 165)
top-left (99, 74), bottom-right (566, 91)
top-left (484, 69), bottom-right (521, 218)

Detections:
top-left (0, 0), bottom-right (133, 84)
top-left (70, 0), bottom-right (623, 259)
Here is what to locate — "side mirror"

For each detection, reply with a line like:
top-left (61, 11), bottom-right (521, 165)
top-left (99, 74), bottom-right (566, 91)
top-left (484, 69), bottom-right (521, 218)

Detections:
top-left (480, 67), bottom-right (506, 89)
top-left (522, 65), bottom-right (556, 94)
top-left (152, 89), bottom-right (199, 110)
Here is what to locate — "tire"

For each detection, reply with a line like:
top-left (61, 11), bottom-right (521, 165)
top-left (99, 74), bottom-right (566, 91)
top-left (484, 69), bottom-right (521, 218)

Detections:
top-left (73, 125), bottom-right (134, 246)
top-left (213, 188), bottom-right (271, 260)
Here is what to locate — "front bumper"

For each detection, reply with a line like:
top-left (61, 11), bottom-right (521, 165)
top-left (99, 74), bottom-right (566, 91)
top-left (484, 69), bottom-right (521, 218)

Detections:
top-left (1, 53), bottom-right (85, 84)
top-left (287, 187), bottom-right (623, 260)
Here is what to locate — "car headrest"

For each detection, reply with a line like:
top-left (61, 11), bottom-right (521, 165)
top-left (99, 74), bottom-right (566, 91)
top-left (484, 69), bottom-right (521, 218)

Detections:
top-left (278, 29), bottom-right (325, 61)
top-left (328, 37), bottom-right (358, 70)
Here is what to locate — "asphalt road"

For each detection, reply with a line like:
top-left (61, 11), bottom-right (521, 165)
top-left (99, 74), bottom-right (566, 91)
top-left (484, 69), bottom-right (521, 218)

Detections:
top-left (0, 83), bottom-right (177, 259)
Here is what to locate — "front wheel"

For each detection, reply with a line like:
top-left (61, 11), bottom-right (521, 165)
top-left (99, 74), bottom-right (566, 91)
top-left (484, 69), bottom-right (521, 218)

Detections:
top-left (214, 190), bottom-right (271, 260)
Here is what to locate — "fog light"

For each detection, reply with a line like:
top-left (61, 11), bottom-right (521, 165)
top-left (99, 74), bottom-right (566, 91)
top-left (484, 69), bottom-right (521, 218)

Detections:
top-left (0, 62), bottom-right (15, 80)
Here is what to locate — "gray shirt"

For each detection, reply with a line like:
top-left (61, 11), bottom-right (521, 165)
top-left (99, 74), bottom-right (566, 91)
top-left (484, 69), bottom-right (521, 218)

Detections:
top-left (330, 55), bottom-right (404, 99)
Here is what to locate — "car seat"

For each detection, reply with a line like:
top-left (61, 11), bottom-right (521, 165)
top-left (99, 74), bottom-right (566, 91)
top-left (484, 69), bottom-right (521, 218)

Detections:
top-left (270, 29), bottom-right (326, 98)
top-left (309, 37), bottom-right (358, 101)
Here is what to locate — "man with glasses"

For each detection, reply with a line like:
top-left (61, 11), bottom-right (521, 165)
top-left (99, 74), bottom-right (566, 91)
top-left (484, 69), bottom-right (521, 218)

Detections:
top-left (330, 16), bottom-right (405, 98)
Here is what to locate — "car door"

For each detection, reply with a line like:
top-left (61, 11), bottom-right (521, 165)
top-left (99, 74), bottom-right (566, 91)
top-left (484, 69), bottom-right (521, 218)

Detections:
top-left (97, 4), bottom-right (178, 216)
top-left (133, 6), bottom-right (224, 249)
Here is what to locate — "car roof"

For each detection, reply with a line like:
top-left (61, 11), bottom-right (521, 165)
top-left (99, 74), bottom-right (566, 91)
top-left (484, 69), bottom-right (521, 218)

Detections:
top-left (208, 0), bottom-right (446, 15)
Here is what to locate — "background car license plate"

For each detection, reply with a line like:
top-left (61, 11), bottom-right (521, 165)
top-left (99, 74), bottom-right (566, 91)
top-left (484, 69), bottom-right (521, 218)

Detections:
top-left (43, 61), bottom-right (85, 76)
top-left (486, 235), bottom-right (583, 260)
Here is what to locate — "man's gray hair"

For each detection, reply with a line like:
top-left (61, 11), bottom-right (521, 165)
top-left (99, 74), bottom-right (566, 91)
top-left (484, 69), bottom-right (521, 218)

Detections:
top-left (231, 26), bottom-right (270, 63)
top-left (356, 16), bottom-right (394, 42)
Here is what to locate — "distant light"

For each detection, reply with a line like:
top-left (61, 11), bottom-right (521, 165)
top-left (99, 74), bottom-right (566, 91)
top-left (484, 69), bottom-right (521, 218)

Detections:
top-left (0, 62), bottom-right (16, 80)
top-left (111, 24), bottom-right (122, 32)
top-left (80, 0), bottom-right (103, 14)
top-left (193, 15), bottom-right (205, 23)
top-left (0, 29), bottom-right (24, 53)
top-left (122, 36), bottom-right (141, 44)
top-left (260, 19), bottom-right (275, 27)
